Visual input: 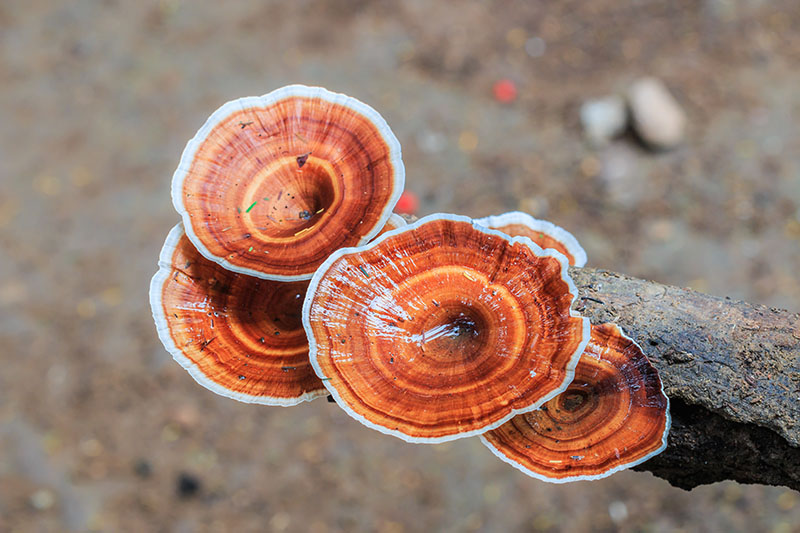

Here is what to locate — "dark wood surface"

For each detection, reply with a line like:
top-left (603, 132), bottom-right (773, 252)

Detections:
top-left (570, 267), bottom-right (800, 489)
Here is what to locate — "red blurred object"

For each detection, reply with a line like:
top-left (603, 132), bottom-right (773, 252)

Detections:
top-left (493, 79), bottom-right (518, 103)
top-left (395, 191), bottom-right (419, 215)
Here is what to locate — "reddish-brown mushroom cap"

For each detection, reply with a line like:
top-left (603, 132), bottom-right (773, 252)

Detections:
top-left (172, 85), bottom-right (405, 281)
top-left (149, 224), bottom-right (326, 405)
top-left (373, 213), bottom-right (407, 239)
top-left (480, 323), bottom-right (670, 482)
top-left (303, 214), bottom-right (590, 443)
top-left (476, 212), bottom-right (587, 267)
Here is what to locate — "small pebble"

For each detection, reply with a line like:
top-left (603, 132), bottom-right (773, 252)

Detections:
top-left (416, 130), bottom-right (446, 154)
top-left (76, 298), bottom-right (96, 319)
top-left (457, 131), bottom-right (478, 152)
top-left (133, 459), bottom-right (152, 479)
top-left (33, 174), bottom-right (61, 196)
top-left (176, 472), bottom-right (201, 498)
top-left (580, 95), bottom-right (627, 146)
top-left (608, 500), bottom-right (628, 524)
top-left (270, 511), bottom-right (291, 531)
top-left (505, 27), bottom-right (527, 49)
top-left (777, 490), bottom-right (797, 511)
top-left (525, 37), bottom-right (546, 58)
top-left (29, 489), bottom-right (56, 511)
top-left (70, 166), bottom-right (94, 187)
top-left (79, 438), bottom-right (104, 457)
top-left (0, 281), bottom-right (27, 305)
top-left (627, 77), bottom-right (686, 150)
top-left (100, 286), bottom-right (123, 306)
top-left (598, 144), bottom-right (643, 207)
top-left (172, 404), bottom-right (200, 427)
top-left (579, 155), bottom-right (602, 177)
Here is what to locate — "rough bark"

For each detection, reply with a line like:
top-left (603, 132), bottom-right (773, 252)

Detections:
top-left (569, 267), bottom-right (800, 490)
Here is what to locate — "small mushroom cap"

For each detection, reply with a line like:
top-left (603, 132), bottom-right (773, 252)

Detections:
top-left (373, 213), bottom-right (407, 239)
top-left (480, 323), bottom-right (670, 482)
top-left (304, 213), bottom-right (590, 443)
top-left (149, 224), bottom-right (326, 405)
top-left (476, 212), bottom-right (587, 267)
top-left (172, 85), bottom-right (405, 281)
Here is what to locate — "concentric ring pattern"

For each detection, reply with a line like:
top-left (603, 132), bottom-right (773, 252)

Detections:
top-left (172, 85), bottom-right (404, 280)
top-left (476, 211), bottom-right (587, 267)
top-left (481, 323), bottom-right (670, 482)
top-left (304, 214), bottom-right (589, 443)
top-left (150, 224), bottom-right (326, 405)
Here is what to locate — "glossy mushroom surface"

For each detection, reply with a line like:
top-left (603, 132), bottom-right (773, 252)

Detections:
top-left (476, 212), bottom-right (587, 267)
top-left (481, 323), bottom-right (670, 482)
top-left (304, 214), bottom-right (590, 443)
top-left (150, 224), bottom-right (326, 405)
top-left (172, 84), bottom-right (405, 280)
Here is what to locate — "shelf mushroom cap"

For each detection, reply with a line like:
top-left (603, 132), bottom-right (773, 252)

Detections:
top-left (480, 323), bottom-right (670, 482)
top-left (171, 84), bottom-right (405, 281)
top-left (476, 211), bottom-right (587, 267)
top-left (149, 223), bottom-right (326, 405)
top-left (373, 213), bottom-right (407, 239)
top-left (303, 213), bottom-right (590, 443)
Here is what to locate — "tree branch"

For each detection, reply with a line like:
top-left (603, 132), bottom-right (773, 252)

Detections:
top-left (568, 267), bottom-right (800, 490)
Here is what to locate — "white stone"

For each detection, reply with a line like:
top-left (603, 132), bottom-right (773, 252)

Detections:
top-left (524, 37), bottom-right (546, 58)
top-left (627, 77), bottom-right (686, 150)
top-left (580, 95), bottom-right (627, 146)
top-left (608, 500), bottom-right (629, 524)
top-left (29, 489), bottom-right (56, 511)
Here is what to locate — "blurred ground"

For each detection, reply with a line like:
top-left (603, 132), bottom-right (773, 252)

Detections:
top-left (1, 1), bottom-right (800, 532)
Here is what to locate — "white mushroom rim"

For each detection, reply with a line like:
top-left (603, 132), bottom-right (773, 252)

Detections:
top-left (302, 212), bottom-right (591, 444)
top-left (475, 211), bottom-right (588, 268)
top-left (386, 213), bottom-right (408, 230)
top-left (479, 325), bottom-right (671, 483)
top-left (170, 84), bottom-right (406, 281)
top-left (149, 222), bottom-right (328, 406)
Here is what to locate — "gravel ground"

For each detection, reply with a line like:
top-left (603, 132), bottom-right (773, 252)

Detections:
top-left (1, 1), bottom-right (799, 532)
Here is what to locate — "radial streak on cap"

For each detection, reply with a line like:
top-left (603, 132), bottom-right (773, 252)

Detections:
top-left (172, 84), bottom-right (405, 281)
top-left (303, 213), bottom-right (590, 443)
top-left (149, 224), bottom-right (326, 405)
top-left (480, 323), bottom-right (670, 482)
top-left (476, 211), bottom-right (587, 267)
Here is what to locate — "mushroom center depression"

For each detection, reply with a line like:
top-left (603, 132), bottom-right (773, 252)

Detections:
top-left (266, 283), bottom-right (306, 332)
top-left (359, 271), bottom-right (529, 393)
top-left (247, 156), bottom-right (337, 239)
top-left (416, 306), bottom-right (486, 362)
top-left (539, 375), bottom-right (613, 430)
top-left (559, 389), bottom-right (590, 413)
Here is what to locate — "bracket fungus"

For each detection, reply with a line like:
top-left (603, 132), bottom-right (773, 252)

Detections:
top-left (151, 84), bottom-right (672, 483)
top-left (303, 214), bottom-right (590, 443)
top-left (476, 211), bottom-right (587, 267)
top-left (150, 224), bottom-right (326, 405)
top-left (373, 212), bottom-right (408, 239)
top-left (172, 84), bottom-right (405, 281)
top-left (481, 323), bottom-right (670, 482)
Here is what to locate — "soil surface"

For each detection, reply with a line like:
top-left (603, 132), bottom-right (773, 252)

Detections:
top-left (1, 1), bottom-right (799, 532)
